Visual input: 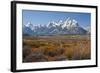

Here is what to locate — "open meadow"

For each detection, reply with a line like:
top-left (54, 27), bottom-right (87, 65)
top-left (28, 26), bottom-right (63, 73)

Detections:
top-left (23, 35), bottom-right (91, 63)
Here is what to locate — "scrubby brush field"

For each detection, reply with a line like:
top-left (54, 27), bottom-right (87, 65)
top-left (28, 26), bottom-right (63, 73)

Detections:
top-left (23, 35), bottom-right (91, 63)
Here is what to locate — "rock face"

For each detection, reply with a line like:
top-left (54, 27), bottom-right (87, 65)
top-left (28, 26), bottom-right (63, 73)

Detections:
top-left (23, 17), bottom-right (89, 36)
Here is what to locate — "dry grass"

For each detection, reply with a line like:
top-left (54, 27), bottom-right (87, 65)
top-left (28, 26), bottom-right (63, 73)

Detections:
top-left (23, 35), bottom-right (91, 62)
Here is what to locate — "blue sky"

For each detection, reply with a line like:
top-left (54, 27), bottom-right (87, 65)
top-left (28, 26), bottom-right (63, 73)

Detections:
top-left (22, 10), bottom-right (91, 28)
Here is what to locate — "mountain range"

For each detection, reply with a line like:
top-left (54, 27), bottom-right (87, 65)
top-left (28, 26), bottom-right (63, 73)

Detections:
top-left (23, 17), bottom-right (90, 36)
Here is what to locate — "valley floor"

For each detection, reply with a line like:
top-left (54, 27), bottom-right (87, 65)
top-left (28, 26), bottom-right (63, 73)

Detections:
top-left (23, 35), bottom-right (91, 63)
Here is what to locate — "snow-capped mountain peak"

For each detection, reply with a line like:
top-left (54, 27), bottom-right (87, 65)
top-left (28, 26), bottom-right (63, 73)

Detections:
top-left (25, 22), bottom-right (34, 30)
top-left (58, 20), bottom-right (63, 26)
top-left (62, 17), bottom-right (79, 29)
top-left (25, 22), bottom-right (32, 27)
top-left (47, 21), bottom-right (58, 27)
top-left (71, 19), bottom-right (79, 27)
top-left (23, 17), bottom-right (88, 35)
